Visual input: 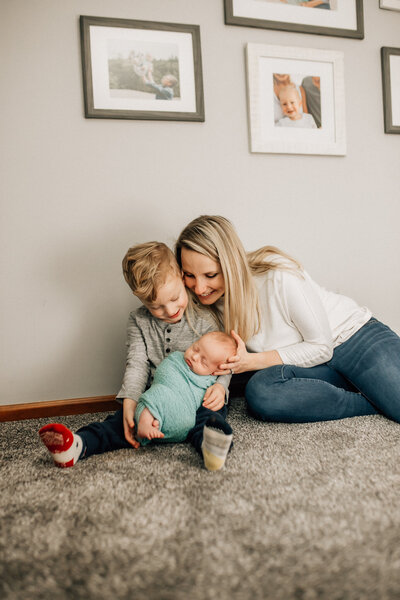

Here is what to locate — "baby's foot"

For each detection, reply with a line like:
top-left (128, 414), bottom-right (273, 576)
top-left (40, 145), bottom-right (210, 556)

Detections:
top-left (201, 415), bottom-right (233, 472)
top-left (39, 423), bottom-right (83, 468)
top-left (137, 420), bottom-right (164, 441)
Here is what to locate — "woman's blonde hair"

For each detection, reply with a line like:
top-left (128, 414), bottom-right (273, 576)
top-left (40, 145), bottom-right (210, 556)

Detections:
top-left (175, 215), bottom-right (301, 342)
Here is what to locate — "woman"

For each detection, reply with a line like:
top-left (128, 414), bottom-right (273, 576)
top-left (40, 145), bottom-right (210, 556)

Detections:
top-left (175, 215), bottom-right (400, 424)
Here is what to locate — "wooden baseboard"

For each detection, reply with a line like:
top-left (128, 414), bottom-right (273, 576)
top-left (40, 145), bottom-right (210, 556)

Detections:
top-left (0, 396), bottom-right (121, 422)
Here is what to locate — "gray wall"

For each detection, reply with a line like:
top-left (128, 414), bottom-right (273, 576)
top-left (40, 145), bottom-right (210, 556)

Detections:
top-left (1, 0), bottom-right (399, 406)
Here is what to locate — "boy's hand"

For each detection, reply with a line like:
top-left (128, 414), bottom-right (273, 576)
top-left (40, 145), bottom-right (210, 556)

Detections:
top-left (202, 383), bottom-right (225, 411)
top-left (123, 398), bottom-right (140, 448)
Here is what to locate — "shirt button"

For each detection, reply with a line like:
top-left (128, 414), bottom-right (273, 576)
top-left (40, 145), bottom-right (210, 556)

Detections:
top-left (167, 328), bottom-right (171, 333)
top-left (166, 338), bottom-right (171, 342)
top-left (166, 348), bottom-right (171, 353)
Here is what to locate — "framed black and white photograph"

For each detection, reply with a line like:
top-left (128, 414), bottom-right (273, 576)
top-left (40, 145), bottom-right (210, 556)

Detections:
top-left (80, 16), bottom-right (204, 121)
top-left (246, 43), bottom-right (346, 155)
top-left (224, 0), bottom-right (364, 39)
top-left (381, 47), bottom-right (400, 134)
top-left (380, 0), bottom-right (400, 11)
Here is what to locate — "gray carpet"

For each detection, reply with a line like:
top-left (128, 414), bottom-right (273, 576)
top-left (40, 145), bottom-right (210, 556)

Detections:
top-left (1, 398), bottom-right (400, 600)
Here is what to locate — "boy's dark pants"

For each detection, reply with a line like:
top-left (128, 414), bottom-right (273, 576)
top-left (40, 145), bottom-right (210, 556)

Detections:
top-left (77, 405), bottom-right (229, 458)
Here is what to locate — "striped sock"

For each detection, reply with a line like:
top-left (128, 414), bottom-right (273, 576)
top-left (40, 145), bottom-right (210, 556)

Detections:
top-left (39, 423), bottom-right (83, 468)
top-left (201, 416), bottom-right (233, 472)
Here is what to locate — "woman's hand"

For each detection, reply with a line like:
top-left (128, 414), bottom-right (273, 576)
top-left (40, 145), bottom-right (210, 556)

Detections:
top-left (213, 331), bottom-right (283, 375)
top-left (123, 398), bottom-right (140, 448)
top-left (213, 330), bottom-right (252, 375)
top-left (202, 383), bottom-right (226, 411)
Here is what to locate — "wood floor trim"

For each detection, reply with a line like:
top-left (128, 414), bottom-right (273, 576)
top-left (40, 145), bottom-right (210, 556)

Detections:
top-left (0, 396), bottom-right (120, 422)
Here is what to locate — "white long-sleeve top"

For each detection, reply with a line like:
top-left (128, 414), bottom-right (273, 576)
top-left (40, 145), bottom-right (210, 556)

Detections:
top-left (246, 267), bottom-right (371, 368)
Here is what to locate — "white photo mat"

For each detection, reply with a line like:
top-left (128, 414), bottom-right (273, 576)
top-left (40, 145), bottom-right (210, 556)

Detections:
top-left (246, 43), bottom-right (346, 156)
top-left (90, 26), bottom-right (196, 113)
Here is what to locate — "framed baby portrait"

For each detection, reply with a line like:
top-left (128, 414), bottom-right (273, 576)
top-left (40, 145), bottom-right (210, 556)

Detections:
top-left (224, 0), bottom-right (364, 39)
top-left (380, 0), bottom-right (400, 11)
top-left (80, 16), bottom-right (205, 121)
top-left (246, 43), bottom-right (346, 156)
top-left (381, 47), bottom-right (400, 134)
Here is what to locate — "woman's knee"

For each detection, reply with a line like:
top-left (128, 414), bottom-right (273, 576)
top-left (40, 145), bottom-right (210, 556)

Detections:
top-left (245, 368), bottom-right (282, 421)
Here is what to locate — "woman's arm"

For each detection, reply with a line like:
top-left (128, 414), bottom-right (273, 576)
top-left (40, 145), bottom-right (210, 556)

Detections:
top-left (216, 269), bottom-right (333, 374)
top-left (275, 270), bottom-right (333, 367)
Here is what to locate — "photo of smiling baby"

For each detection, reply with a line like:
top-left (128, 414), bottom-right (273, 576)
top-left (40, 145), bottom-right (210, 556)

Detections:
top-left (273, 72), bottom-right (321, 129)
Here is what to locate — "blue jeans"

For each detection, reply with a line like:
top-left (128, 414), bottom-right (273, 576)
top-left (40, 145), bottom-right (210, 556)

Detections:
top-left (246, 318), bottom-right (400, 424)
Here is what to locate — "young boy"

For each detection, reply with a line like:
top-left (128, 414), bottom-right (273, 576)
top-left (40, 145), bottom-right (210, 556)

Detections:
top-left (136, 331), bottom-right (236, 448)
top-left (276, 84), bottom-right (317, 129)
top-left (39, 243), bottom-right (233, 471)
top-left (142, 71), bottom-right (178, 100)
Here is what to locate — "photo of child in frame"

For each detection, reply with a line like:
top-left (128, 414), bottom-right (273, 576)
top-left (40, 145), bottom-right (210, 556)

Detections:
top-left (107, 40), bottom-right (181, 100)
top-left (260, 0), bottom-right (337, 9)
top-left (273, 73), bottom-right (321, 129)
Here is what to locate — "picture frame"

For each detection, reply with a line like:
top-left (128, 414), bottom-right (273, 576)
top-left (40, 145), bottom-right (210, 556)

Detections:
top-left (246, 43), bottom-right (346, 156)
top-left (381, 47), bottom-right (400, 134)
top-left (80, 15), bottom-right (205, 121)
top-left (224, 0), bottom-right (364, 39)
top-left (380, 0), bottom-right (400, 11)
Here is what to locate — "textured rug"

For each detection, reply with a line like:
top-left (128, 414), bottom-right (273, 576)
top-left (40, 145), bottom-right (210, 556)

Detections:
top-left (1, 398), bottom-right (400, 600)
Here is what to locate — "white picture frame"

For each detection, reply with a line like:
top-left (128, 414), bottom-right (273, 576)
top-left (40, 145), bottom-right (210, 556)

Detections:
top-left (380, 0), bottom-right (400, 12)
top-left (246, 43), bottom-right (346, 156)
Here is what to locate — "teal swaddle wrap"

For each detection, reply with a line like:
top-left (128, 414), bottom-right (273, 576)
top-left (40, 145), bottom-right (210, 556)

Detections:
top-left (135, 351), bottom-right (217, 444)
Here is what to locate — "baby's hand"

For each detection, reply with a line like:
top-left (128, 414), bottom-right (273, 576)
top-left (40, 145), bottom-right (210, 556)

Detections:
top-left (202, 383), bottom-right (225, 411)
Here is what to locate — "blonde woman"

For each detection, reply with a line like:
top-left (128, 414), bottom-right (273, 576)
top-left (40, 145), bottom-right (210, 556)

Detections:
top-left (175, 215), bottom-right (400, 424)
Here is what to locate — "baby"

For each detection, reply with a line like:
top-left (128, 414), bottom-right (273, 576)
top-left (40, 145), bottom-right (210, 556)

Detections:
top-left (276, 84), bottom-right (317, 129)
top-left (135, 331), bottom-right (236, 445)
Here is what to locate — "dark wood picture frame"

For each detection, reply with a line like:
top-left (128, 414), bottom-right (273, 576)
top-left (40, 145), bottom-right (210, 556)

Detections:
top-left (224, 0), bottom-right (364, 40)
top-left (381, 47), bottom-right (400, 134)
top-left (80, 15), bottom-right (205, 121)
top-left (380, 0), bottom-right (400, 11)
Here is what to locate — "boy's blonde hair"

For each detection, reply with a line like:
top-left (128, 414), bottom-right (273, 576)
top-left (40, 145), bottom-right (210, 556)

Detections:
top-left (122, 242), bottom-right (181, 303)
top-left (175, 215), bottom-right (301, 342)
top-left (163, 74), bottom-right (178, 87)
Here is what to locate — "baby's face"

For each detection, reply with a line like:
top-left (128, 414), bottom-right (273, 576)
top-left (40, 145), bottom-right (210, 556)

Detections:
top-left (184, 336), bottom-right (227, 376)
top-left (280, 88), bottom-right (302, 120)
